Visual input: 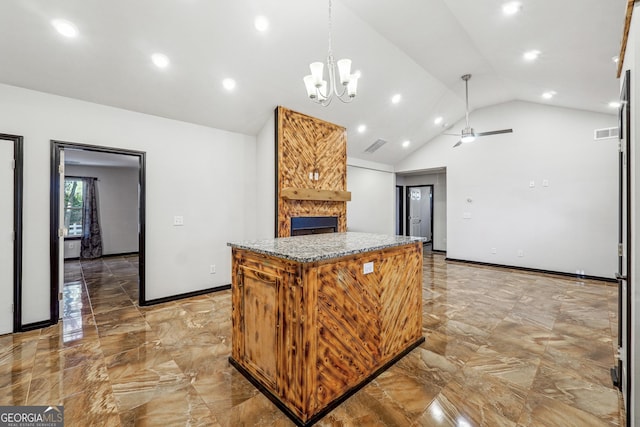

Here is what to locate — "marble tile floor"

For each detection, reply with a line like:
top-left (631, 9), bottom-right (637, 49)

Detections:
top-left (0, 253), bottom-right (624, 426)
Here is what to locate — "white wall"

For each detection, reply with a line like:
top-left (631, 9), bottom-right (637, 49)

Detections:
top-left (622, 5), bottom-right (639, 424)
top-left (396, 100), bottom-right (618, 278)
top-left (0, 83), bottom-right (256, 324)
top-left (64, 165), bottom-right (139, 259)
top-left (346, 158), bottom-right (395, 235)
top-left (255, 110), bottom-right (276, 238)
top-left (397, 172), bottom-right (447, 251)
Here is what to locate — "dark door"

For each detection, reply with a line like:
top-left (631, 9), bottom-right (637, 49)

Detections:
top-left (396, 185), bottom-right (403, 235)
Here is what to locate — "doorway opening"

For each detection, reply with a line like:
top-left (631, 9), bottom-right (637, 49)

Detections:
top-left (406, 185), bottom-right (433, 243)
top-left (50, 140), bottom-right (146, 323)
top-left (0, 133), bottom-right (23, 333)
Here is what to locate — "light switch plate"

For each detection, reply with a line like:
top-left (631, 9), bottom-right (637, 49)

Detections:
top-left (174, 216), bottom-right (184, 226)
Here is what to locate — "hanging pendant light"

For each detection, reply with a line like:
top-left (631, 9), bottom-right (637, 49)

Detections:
top-left (303, 0), bottom-right (359, 106)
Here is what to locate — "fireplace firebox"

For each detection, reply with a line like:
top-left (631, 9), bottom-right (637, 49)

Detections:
top-left (290, 216), bottom-right (338, 236)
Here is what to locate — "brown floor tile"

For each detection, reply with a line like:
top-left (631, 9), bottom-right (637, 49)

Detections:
top-left (0, 254), bottom-right (622, 426)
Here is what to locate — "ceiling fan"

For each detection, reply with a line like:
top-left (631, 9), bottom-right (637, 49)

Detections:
top-left (446, 74), bottom-right (513, 147)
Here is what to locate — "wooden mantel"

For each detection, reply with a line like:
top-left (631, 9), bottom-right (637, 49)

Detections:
top-left (280, 187), bottom-right (351, 202)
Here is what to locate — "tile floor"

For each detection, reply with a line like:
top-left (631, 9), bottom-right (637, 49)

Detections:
top-left (0, 253), bottom-right (624, 426)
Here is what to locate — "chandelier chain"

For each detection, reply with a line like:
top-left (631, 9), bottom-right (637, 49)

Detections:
top-left (327, 0), bottom-right (333, 59)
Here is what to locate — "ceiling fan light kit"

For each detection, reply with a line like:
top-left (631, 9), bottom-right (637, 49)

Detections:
top-left (461, 128), bottom-right (475, 143)
top-left (449, 74), bottom-right (513, 147)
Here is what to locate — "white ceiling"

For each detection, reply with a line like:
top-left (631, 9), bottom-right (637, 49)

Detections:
top-left (0, 0), bottom-right (627, 165)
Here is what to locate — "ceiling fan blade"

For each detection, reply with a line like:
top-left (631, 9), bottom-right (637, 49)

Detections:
top-left (453, 140), bottom-right (463, 148)
top-left (475, 129), bottom-right (513, 137)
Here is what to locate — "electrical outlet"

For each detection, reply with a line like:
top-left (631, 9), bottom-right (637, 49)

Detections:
top-left (529, 180), bottom-right (535, 188)
top-left (517, 249), bottom-right (524, 257)
top-left (174, 216), bottom-right (184, 226)
top-left (491, 248), bottom-right (497, 254)
top-left (210, 264), bottom-right (216, 274)
top-left (363, 262), bottom-right (374, 274)
top-left (463, 212), bottom-right (471, 219)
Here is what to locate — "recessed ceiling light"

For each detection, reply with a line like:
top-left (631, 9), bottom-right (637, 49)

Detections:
top-left (254, 16), bottom-right (269, 32)
top-left (542, 91), bottom-right (556, 99)
top-left (402, 140), bottom-right (411, 148)
top-left (434, 116), bottom-right (443, 125)
top-left (222, 78), bottom-right (236, 91)
top-left (523, 50), bottom-right (541, 61)
top-left (609, 101), bottom-right (621, 108)
top-left (391, 94), bottom-right (402, 104)
top-left (151, 53), bottom-right (170, 69)
top-left (502, 1), bottom-right (521, 15)
top-left (612, 56), bottom-right (620, 63)
top-left (51, 19), bottom-right (78, 38)
top-left (357, 124), bottom-right (366, 133)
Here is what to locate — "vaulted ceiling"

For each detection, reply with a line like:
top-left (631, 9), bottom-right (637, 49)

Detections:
top-left (0, 0), bottom-right (627, 164)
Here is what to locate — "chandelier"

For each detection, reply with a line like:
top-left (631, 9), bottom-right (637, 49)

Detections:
top-left (303, 0), bottom-right (359, 106)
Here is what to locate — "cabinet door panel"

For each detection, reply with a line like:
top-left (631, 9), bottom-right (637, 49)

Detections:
top-left (240, 267), bottom-right (280, 389)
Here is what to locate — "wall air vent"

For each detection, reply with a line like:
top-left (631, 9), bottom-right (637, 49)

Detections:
top-left (593, 127), bottom-right (619, 140)
top-left (364, 139), bottom-right (388, 153)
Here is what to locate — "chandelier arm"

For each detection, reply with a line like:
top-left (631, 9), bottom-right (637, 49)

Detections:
top-left (313, 85), bottom-right (332, 106)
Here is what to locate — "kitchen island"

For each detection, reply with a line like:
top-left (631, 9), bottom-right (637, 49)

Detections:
top-left (227, 232), bottom-right (425, 426)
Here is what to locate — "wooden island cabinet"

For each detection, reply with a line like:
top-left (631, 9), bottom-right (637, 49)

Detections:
top-left (228, 232), bottom-right (425, 426)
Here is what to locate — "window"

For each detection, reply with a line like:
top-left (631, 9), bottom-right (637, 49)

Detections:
top-left (64, 178), bottom-right (84, 237)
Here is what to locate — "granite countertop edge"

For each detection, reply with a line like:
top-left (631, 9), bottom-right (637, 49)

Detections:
top-left (227, 232), bottom-right (426, 263)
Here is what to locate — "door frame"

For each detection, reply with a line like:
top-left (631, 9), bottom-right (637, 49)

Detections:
top-left (50, 140), bottom-right (146, 322)
top-left (396, 185), bottom-right (404, 235)
top-left (0, 134), bottom-right (23, 332)
top-left (405, 184), bottom-right (434, 241)
top-left (617, 69), bottom-right (632, 425)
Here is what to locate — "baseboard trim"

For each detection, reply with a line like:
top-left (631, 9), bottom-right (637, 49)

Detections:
top-left (64, 252), bottom-right (139, 262)
top-left (431, 249), bottom-right (446, 254)
top-left (444, 258), bottom-right (616, 283)
top-left (19, 319), bottom-right (53, 332)
top-left (103, 251), bottom-right (139, 258)
top-left (141, 284), bottom-right (231, 306)
top-left (229, 336), bottom-right (425, 427)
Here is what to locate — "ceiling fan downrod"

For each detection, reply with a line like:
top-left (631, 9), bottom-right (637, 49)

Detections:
top-left (462, 74), bottom-right (472, 131)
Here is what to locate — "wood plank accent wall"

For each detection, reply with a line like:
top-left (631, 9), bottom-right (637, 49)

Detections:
top-left (617, 0), bottom-right (638, 78)
top-left (230, 242), bottom-right (424, 423)
top-left (276, 106), bottom-right (348, 237)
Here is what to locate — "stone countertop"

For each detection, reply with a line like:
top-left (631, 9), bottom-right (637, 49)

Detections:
top-left (227, 232), bottom-right (426, 263)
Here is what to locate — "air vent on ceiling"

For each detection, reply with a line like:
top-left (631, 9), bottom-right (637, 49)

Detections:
top-left (594, 127), bottom-right (619, 141)
top-left (364, 139), bottom-right (388, 153)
